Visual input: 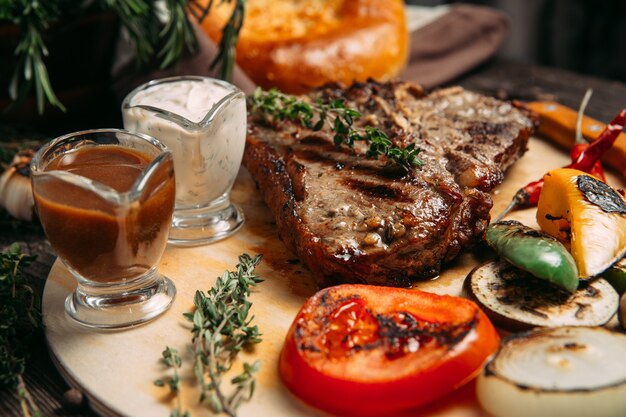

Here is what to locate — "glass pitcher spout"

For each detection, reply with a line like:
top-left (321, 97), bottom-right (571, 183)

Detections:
top-left (131, 150), bottom-right (175, 204)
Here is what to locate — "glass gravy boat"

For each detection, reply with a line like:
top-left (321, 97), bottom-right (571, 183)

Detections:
top-left (122, 76), bottom-right (247, 246)
top-left (31, 129), bottom-right (176, 329)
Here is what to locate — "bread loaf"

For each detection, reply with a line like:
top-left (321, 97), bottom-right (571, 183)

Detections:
top-left (199, 0), bottom-right (408, 93)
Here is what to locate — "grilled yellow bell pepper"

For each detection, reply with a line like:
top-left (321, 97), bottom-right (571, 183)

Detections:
top-left (537, 168), bottom-right (626, 278)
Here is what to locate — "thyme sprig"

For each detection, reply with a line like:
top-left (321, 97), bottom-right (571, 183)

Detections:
top-left (155, 347), bottom-right (188, 417)
top-left (0, 243), bottom-right (41, 417)
top-left (156, 254), bottom-right (263, 417)
top-left (250, 88), bottom-right (424, 170)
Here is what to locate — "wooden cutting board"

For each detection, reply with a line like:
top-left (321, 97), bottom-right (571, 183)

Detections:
top-left (42, 136), bottom-right (624, 417)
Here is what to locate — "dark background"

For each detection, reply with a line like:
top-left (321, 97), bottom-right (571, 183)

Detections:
top-left (407, 0), bottom-right (626, 83)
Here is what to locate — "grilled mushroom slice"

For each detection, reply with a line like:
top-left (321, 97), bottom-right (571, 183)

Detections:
top-left (477, 327), bottom-right (626, 417)
top-left (464, 260), bottom-right (618, 331)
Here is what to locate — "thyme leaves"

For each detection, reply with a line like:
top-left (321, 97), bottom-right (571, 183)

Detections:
top-left (156, 254), bottom-right (263, 417)
top-left (250, 88), bottom-right (424, 170)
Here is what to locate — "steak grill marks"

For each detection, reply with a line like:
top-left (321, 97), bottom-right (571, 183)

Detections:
top-left (245, 80), bottom-right (535, 287)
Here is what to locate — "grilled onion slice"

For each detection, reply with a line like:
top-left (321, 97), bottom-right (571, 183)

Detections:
top-left (477, 327), bottom-right (626, 417)
top-left (465, 260), bottom-right (618, 331)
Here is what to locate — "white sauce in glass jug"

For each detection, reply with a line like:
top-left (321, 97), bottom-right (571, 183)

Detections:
top-left (123, 78), bottom-right (246, 210)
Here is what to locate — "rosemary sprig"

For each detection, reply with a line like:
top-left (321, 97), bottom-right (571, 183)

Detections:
top-left (156, 254), bottom-right (263, 417)
top-left (159, 0), bottom-right (199, 69)
top-left (0, 243), bottom-right (41, 417)
top-left (206, 0), bottom-right (246, 82)
top-left (7, 1), bottom-right (66, 114)
top-left (103, 0), bottom-right (160, 67)
top-left (250, 88), bottom-right (424, 170)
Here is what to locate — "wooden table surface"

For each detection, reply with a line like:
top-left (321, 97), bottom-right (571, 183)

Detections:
top-left (2, 58), bottom-right (626, 416)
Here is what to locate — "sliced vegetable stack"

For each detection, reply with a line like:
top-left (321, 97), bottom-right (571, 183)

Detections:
top-left (472, 104), bottom-right (626, 417)
top-left (279, 284), bottom-right (500, 416)
top-left (468, 102), bottom-right (626, 417)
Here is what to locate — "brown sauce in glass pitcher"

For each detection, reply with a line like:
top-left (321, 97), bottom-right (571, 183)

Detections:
top-left (33, 145), bottom-right (175, 283)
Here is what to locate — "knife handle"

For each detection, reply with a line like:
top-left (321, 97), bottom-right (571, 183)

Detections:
top-left (527, 101), bottom-right (626, 178)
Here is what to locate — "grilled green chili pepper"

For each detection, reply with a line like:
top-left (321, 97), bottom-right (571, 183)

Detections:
top-left (485, 220), bottom-right (579, 293)
top-left (603, 258), bottom-right (626, 295)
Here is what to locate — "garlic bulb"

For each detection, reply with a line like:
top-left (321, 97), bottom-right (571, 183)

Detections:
top-left (0, 150), bottom-right (35, 221)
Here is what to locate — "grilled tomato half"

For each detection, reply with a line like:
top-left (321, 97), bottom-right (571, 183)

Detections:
top-left (279, 284), bottom-right (500, 416)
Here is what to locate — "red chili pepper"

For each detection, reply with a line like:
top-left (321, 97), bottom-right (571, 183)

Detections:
top-left (570, 143), bottom-right (606, 181)
top-left (570, 109), bottom-right (626, 171)
top-left (517, 179), bottom-right (544, 207)
top-left (495, 109), bottom-right (626, 221)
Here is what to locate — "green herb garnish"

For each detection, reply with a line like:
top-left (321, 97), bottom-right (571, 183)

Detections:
top-left (156, 253), bottom-right (263, 417)
top-left (250, 87), bottom-right (424, 170)
top-left (0, 243), bottom-right (41, 417)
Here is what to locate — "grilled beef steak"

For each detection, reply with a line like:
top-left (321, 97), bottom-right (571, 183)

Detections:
top-left (244, 81), bottom-right (535, 287)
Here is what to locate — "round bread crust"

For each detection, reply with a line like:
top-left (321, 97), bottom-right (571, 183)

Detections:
top-left (200, 0), bottom-right (408, 93)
